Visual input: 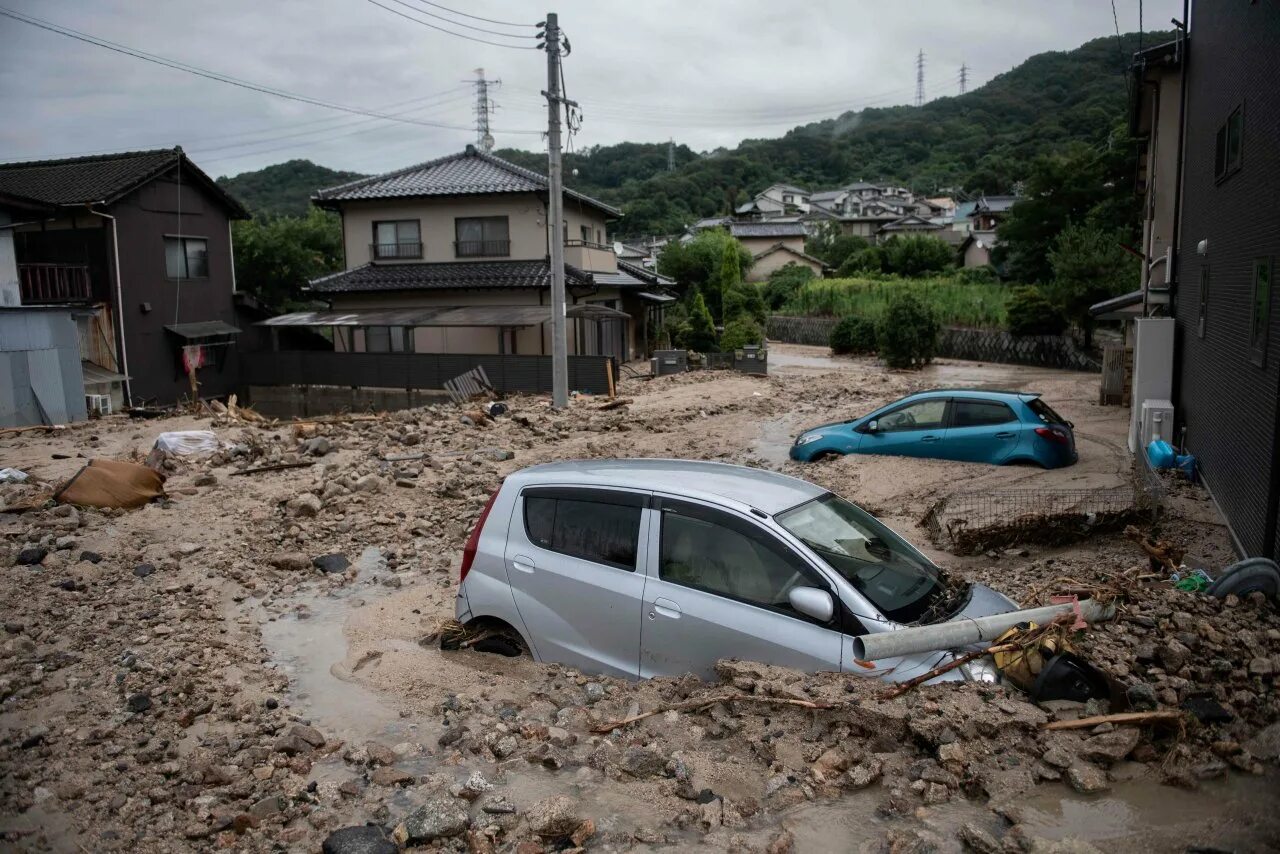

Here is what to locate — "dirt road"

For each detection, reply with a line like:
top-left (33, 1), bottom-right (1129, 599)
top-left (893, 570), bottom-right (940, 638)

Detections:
top-left (2, 345), bottom-right (1277, 853)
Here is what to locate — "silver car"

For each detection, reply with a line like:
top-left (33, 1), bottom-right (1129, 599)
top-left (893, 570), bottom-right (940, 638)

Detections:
top-left (453, 459), bottom-right (1017, 683)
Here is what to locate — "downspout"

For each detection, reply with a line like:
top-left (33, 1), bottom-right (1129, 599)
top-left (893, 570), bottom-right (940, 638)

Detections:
top-left (84, 204), bottom-right (131, 406)
top-left (227, 219), bottom-right (238, 294)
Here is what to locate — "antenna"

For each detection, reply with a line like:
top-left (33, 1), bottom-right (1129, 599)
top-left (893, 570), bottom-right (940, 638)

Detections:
top-left (915, 50), bottom-right (926, 107)
top-left (471, 67), bottom-right (500, 151)
top-left (959, 62), bottom-right (968, 95)
top-left (667, 138), bottom-right (675, 171)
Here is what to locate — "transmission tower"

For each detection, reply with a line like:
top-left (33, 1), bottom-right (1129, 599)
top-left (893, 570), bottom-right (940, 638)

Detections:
top-left (471, 67), bottom-right (500, 151)
top-left (667, 138), bottom-right (675, 171)
top-left (915, 50), bottom-right (926, 107)
top-left (959, 62), bottom-right (969, 95)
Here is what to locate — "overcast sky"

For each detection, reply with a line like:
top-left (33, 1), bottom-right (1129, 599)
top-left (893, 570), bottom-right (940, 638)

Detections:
top-left (0, 0), bottom-right (1179, 179)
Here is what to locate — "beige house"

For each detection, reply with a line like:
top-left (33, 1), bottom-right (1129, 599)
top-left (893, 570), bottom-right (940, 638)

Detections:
top-left (748, 242), bottom-right (824, 282)
top-left (728, 221), bottom-right (808, 259)
top-left (271, 146), bottom-right (673, 363)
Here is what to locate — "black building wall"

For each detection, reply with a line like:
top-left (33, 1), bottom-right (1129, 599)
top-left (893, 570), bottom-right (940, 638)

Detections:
top-left (111, 167), bottom-right (241, 405)
top-left (1175, 2), bottom-right (1280, 558)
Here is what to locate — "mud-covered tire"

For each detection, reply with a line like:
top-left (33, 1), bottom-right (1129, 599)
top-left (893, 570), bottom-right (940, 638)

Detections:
top-left (1206, 557), bottom-right (1280, 601)
top-left (470, 634), bottom-right (524, 657)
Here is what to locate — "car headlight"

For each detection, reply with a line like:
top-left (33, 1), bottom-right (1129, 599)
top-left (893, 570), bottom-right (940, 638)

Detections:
top-left (795, 433), bottom-right (824, 446)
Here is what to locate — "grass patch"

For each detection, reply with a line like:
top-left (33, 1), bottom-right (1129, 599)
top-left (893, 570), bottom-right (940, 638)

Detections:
top-left (782, 276), bottom-right (1013, 328)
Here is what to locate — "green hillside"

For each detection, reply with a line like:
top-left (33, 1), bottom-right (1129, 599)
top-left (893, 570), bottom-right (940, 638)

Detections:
top-left (216, 159), bottom-right (365, 217)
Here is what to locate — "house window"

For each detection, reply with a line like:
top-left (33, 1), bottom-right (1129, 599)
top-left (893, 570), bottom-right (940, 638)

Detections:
top-left (1198, 266), bottom-right (1209, 339)
top-left (579, 224), bottom-right (592, 244)
top-left (1250, 257), bottom-right (1272, 366)
top-left (1214, 106), bottom-right (1244, 182)
top-left (164, 236), bottom-right (208, 279)
top-left (454, 216), bottom-right (510, 257)
top-left (372, 220), bottom-right (421, 259)
top-left (365, 326), bottom-right (409, 353)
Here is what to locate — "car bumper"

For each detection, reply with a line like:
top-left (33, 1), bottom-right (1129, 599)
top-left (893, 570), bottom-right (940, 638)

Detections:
top-left (454, 581), bottom-right (473, 624)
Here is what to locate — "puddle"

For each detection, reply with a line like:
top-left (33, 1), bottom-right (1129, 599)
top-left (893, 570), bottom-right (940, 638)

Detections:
top-left (781, 795), bottom-right (1003, 852)
top-left (751, 415), bottom-right (801, 467)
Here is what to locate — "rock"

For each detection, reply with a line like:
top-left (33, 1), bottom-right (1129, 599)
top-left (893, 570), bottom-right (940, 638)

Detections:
top-left (583, 683), bottom-right (606, 704)
top-left (354, 475), bottom-right (384, 493)
top-left (394, 798), bottom-right (469, 844)
top-left (1157, 640), bottom-right (1189, 672)
top-left (132, 563), bottom-right (156, 578)
top-left (474, 448), bottom-right (514, 462)
top-left (394, 478), bottom-right (416, 489)
top-left (78, 550), bottom-right (103, 564)
top-left (126, 693), bottom-right (152, 713)
top-left (546, 726), bottom-right (576, 749)
top-left (370, 767), bottom-right (413, 787)
top-left (250, 794), bottom-right (285, 819)
top-left (847, 760), bottom-right (883, 789)
top-left (1041, 746), bottom-right (1072, 769)
top-left (1078, 728), bottom-right (1140, 765)
top-left (1065, 763), bottom-right (1109, 794)
top-left (1245, 721), bottom-right (1280, 761)
top-left (491, 735), bottom-right (518, 758)
top-left (1125, 683), bottom-right (1157, 711)
top-left (291, 724), bottom-right (326, 747)
top-left (322, 825), bottom-right (397, 854)
top-left (269, 552), bottom-right (311, 572)
top-left (16, 547), bottom-right (47, 566)
top-left (314, 553), bottom-right (352, 574)
top-left (959, 823), bottom-right (1002, 854)
top-left (193, 473), bottom-right (218, 487)
top-left (620, 746), bottom-right (666, 777)
top-left (304, 437), bottom-right (334, 456)
top-left (526, 795), bottom-right (579, 837)
top-left (288, 492), bottom-right (323, 517)
top-left (766, 830), bottom-right (795, 854)
top-left (364, 741), bottom-right (396, 767)
top-left (1249, 657), bottom-right (1274, 677)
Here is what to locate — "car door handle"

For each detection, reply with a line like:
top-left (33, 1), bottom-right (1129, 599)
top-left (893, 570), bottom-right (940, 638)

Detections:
top-left (511, 554), bottom-right (536, 574)
top-left (921, 435), bottom-right (940, 442)
top-left (650, 597), bottom-right (681, 620)
top-left (994, 431), bottom-right (1016, 439)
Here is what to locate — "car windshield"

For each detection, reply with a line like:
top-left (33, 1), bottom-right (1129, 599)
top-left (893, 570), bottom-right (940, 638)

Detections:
top-left (1027, 398), bottom-right (1066, 425)
top-left (775, 493), bottom-right (947, 623)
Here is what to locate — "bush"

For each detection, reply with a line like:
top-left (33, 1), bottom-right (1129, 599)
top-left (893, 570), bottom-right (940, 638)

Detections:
top-left (837, 247), bottom-right (885, 276)
top-left (682, 291), bottom-right (719, 353)
top-left (829, 315), bottom-right (877, 355)
top-left (763, 263), bottom-right (815, 310)
top-left (954, 265), bottom-right (998, 284)
top-left (882, 235), bottom-right (955, 277)
top-left (1006, 286), bottom-right (1068, 336)
top-left (720, 318), bottom-right (764, 351)
top-left (877, 293), bottom-right (939, 369)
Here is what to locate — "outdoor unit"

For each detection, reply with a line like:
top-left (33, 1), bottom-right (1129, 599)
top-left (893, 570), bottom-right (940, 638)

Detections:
top-left (652, 349), bottom-right (688, 377)
top-left (733, 344), bottom-right (769, 375)
top-left (85, 394), bottom-right (112, 416)
top-left (1139, 398), bottom-right (1174, 446)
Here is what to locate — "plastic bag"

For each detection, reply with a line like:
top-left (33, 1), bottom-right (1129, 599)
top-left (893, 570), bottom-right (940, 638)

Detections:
top-left (0, 468), bottom-right (29, 483)
top-left (153, 430), bottom-right (222, 456)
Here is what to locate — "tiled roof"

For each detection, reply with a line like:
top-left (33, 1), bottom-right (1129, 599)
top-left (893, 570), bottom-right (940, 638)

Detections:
top-left (0, 147), bottom-right (247, 216)
top-left (616, 259), bottom-right (675, 286)
top-left (729, 221), bottom-right (808, 238)
top-left (313, 145), bottom-right (620, 217)
top-left (307, 259), bottom-right (593, 294)
top-left (752, 242), bottom-right (824, 265)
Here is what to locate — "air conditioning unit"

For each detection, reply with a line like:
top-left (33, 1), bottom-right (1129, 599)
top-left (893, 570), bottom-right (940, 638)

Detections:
top-left (652, 349), bottom-right (688, 377)
top-left (1140, 398), bottom-right (1174, 446)
top-left (85, 394), bottom-right (112, 416)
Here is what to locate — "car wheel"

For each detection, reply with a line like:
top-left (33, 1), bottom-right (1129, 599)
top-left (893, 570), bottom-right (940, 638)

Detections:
top-left (1206, 558), bottom-right (1280, 601)
top-left (470, 634), bottom-right (525, 657)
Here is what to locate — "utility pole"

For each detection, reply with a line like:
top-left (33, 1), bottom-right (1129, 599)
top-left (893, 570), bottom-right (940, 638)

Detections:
top-left (959, 62), bottom-right (968, 95)
top-left (472, 67), bottom-right (499, 151)
top-left (915, 50), bottom-right (926, 107)
top-left (541, 13), bottom-right (569, 409)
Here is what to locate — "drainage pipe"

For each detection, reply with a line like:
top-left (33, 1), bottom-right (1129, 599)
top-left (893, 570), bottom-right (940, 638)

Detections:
top-left (852, 599), bottom-right (1116, 662)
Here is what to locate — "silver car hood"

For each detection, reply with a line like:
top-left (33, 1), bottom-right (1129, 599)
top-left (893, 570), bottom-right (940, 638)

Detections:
top-left (951, 582), bottom-right (1019, 621)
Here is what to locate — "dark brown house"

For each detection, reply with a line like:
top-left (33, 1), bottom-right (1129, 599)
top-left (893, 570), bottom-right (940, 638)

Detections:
top-left (0, 147), bottom-right (248, 407)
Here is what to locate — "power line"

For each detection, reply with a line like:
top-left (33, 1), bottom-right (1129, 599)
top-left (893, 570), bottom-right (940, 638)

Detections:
top-left (395, 0), bottom-right (537, 37)
top-left (364, 0), bottom-right (538, 49)
top-left (404, 0), bottom-right (538, 29)
top-left (0, 6), bottom-right (541, 135)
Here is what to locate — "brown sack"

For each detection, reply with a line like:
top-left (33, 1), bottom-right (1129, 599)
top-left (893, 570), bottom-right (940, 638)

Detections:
top-left (54, 459), bottom-right (166, 509)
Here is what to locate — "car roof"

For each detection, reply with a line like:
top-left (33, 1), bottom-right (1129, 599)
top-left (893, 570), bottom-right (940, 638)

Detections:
top-left (510, 459), bottom-right (825, 515)
top-left (903, 388), bottom-right (1040, 403)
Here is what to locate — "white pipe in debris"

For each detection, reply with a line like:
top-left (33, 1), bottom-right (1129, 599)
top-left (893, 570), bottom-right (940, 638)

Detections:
top-left (852, 599), bottom-right (1116, 662)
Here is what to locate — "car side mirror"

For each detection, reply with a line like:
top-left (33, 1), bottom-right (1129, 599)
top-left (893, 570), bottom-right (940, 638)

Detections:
top-left (788, 586), bottom-right (834, 622)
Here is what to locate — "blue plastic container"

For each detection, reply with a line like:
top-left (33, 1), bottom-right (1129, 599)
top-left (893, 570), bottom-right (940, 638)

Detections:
top-left (1147, 440), bottom-right (1177, 469)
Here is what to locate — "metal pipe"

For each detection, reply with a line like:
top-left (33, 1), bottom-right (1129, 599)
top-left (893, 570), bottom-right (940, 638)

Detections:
top-left (851, 599), bottom-right (1116, 662)
top-left (84, 205), bottom-right (131, 406)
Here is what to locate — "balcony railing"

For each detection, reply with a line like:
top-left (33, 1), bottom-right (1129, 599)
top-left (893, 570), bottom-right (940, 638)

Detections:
top-left (19, 263), bottom-right (92, 304)
top-left (454, 239), bottom-right (511, 258)
top-left (371, 242), bottom-right (423, 260)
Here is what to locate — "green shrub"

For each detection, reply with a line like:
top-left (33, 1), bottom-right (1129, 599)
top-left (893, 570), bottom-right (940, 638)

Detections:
top-left (837, 247), bottom-right (886, 277)
top-left (682, 291), bottom-right (719, 353)
top-left (720, 318), bottom-right (764, 351)
top-left (877, 293), bottom-right (940, 369)
top-left (829, 315), bottom-right (878, 355)
top-left (723, 281), bottom-right (767, 325)
top-left (763, 263), bottom-right (815, 310)
top-left (882, 234), bottom-right (955, 276)
top-left (954, 265), bottom-right (998, 284)
top-left (1006, 286), bottom-right (1068, 336)
top-left (782, 276), bottom-right (1010, 328)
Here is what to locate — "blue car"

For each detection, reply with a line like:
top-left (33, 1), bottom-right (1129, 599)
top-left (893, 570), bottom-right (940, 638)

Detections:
top-left (789, 390), bottom-right (1077, 468)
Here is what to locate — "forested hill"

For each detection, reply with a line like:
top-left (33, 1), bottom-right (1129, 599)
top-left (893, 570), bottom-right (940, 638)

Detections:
top-left (497, 30), bottom-right (1163, 236)
top-left (216, 160), bottom-right (365, 216)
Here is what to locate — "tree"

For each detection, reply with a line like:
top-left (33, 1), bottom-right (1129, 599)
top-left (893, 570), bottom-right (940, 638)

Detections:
top-left (806, 222), bottom-right (867, 268)
top-left (881, 235), bottom-right (954, 277)
top-left (1046, 223), bottom-right (1137, 345)
top-left (829, 315), bottom-right (877, 354)
top-left (657, 230), bottom-right (751, 319)
top-left (837, 247), bottom-right (887, 276)
top-left (877, 292), bottom-right (940, 368)
top-left (720, 317), bottom-right (764, 351)
top-left (683, 291), bottom-right (719, 353)
top-left (1006, 286), bottom-right (1068, 336)
top-left (762, 263), bottom-right (815, 310)
top-left (230, 209), bottom-right (344, 308)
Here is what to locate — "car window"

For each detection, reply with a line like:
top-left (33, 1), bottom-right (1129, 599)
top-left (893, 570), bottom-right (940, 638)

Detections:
top-left (659, 499), bottom-right (817, 617)
top-left (523, 491), bottom-right (641, 571)
top-left (1027, 398), bottom-right (1066, 425)
top-left (952, 399), bottom-right (1016, 427)
top-left (876, 399), bottom-right (947, 432)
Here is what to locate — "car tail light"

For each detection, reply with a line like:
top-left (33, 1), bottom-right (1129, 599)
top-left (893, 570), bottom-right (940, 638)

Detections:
top-left (1035, 426), bottom-right (1071, 446)
top-left (460, 489), bottom-right (500, 583)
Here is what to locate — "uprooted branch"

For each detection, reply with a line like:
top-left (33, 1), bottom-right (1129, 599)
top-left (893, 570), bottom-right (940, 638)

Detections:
top-left (1042, 710), bottom-right (1186, 731)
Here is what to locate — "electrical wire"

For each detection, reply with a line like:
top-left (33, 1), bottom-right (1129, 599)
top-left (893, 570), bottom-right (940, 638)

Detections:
top-left (364, 0), bottom-right (538, 49)
top-left (393, 0), bottom-right (537, 37)
top-left (0, 6), bottom-right (541, 134)
top-left (403, 0), bottom-right (537, 29)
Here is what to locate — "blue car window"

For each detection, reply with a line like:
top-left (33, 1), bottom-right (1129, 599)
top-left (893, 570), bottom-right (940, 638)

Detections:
top-left (952, 400), bottom-right (1015, 427)
top-left (877, 399), bottom-right (946, 432)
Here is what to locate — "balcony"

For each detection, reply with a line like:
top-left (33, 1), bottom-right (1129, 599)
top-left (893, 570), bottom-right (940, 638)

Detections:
top-left (454, 239), bottom-right (511, 259)
top-left (370, 242), bottom-right (423, 261)
top-left (19, 263), bottom-right (92, 304)
top-left (563, 240), bottom-right (617, 274)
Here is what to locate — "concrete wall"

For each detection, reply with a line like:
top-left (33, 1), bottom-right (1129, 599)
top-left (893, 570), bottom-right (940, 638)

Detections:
top-left (1143, 70), bottom-right (1184, 290)
top-left (0, 309), bottom-right (88, 427)
top-left (248, 384), bottom-right (450, 418)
